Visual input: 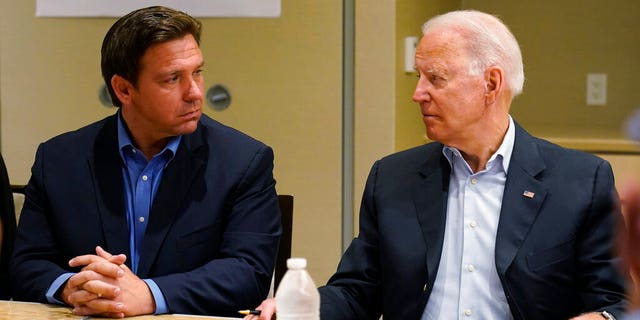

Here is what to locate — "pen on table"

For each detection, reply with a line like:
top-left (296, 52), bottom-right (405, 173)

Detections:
top-left (238, 309), bottom-right (261, 315)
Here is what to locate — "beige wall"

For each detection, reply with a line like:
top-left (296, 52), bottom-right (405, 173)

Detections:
top-left (463, 0), bottom-right (640, 143)
top-left (352, 2), bottom-right (396, 235)
top-left (394, 0), bottom-right (460, 151)
top-left (395, 0), bottom-right (640, 151)
top-left (598, 154), bottom-right (640, 192)
top-left (0, 0), bottom-right (343, 284)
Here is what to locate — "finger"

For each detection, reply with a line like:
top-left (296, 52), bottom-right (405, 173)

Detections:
top-left (81, 279), bottom-right (121, 299)
top-left (66, 288), bottom-right (101, 306)
top-left (81, 259), bottom-right (125, 279)
top-left (259, 306), bottom-right (276, 320)
top-left (67, 270), bottom-right (103, 288)
top-left (72, 306), bottom-right (125, 318)
top-left (72, 299), bottom-right (125, 316)
top-left (96, 246), bottom-right (127, 265)
top-left (96, 246), bottom-right (112, 259)
top-left (261, 300), bottom-right (277, 320)
top-left (118, 263), bottom-right (134, 274)
top-left (69, 254), bottom-right (109, 268)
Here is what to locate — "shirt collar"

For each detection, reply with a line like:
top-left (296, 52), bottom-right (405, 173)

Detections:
top-left (442, 115), bottom-right (515, 174)
top-left (117, 111), bottom-right (181, 162)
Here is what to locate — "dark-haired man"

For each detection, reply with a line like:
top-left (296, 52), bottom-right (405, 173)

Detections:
top-left (10, 6), bottom-right (281, 318)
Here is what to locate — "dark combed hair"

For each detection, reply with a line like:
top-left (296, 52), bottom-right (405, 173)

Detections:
top-left (101, 6), bottom-right (202, 107)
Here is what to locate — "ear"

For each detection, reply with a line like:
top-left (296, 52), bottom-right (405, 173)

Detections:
top-left (484, 66), bottom-right (504, 105)
top-left (110, 74), bottom-right (134, 106)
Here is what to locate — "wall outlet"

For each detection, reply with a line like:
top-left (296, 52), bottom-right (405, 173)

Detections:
top-left (586, 73), bottom-right (607, 106)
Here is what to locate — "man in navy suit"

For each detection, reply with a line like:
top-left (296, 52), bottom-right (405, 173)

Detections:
top-left (247, 10), bottom-right (625, 320)
top-left (9, 6), bottom-right (281, 318)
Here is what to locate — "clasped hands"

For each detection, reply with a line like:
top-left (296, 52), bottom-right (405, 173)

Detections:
top-left (61, 246), bottom-right (155, 318)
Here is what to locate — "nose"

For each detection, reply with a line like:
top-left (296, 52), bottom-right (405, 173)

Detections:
top-left (412, 78), bottom-right (430, 103)
top-left (185, 76), bottom-right (204, 103)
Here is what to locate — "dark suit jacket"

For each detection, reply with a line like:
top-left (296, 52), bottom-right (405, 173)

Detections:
top-left (9, 114), bottom-right (281, 316)
top-left (0, 152), bottom-right (16, 300)
top-left (320, 123), bottom-right (626, 320)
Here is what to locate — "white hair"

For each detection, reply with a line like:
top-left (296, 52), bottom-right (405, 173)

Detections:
top-left (422, 10), bottom-right (524, 98)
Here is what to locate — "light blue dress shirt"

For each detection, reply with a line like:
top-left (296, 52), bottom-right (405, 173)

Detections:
top-left (422, 116), bottom-right (515, 320)
top-left (624, 310), bottom-right (640, 320)
top-left (46, 112), bottom-right (180, 315)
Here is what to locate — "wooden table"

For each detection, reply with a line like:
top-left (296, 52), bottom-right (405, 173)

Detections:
top-left (0, 300), bottom-right (239, 319)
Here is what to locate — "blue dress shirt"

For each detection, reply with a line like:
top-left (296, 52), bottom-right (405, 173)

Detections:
top-left (117, 113), bottom-right (180, 314)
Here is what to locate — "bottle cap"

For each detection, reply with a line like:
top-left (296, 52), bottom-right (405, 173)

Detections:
top-left (287, 257), bottom-right (307, 269)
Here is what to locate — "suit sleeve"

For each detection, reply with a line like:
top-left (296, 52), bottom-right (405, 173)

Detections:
top-left (577, 160), bottom-right (627, 318)
top-left (0, 152), bottom-right (16, 300)
top-left (319, 161), bottom-right (383, 320)
top-left (9, 144), bottom-right (71, 302)
top-left (152, 145), bottom-right (281, 316)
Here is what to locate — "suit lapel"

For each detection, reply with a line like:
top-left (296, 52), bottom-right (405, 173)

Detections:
top-left (413, 145), bottom-right (450, 286)
top-left (90, 115), bottom-right (131, 262)
top-left (495, 124), bottom-right (548, 274)
top-left (136, 126), bottom-right (207, 277)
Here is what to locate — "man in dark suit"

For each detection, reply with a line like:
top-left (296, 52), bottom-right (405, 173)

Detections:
top-left (247, 10), bottom-right (625, 320)
top-left (9, 6), bottom-right (281, 318)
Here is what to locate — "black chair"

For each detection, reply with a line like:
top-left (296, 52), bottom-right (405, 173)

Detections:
top-left (274, 195), bottom-right (293, 291)
top-left (10, 184), bottom-right (25, 223)
top-left (0, 154), bottom-right (16, 299)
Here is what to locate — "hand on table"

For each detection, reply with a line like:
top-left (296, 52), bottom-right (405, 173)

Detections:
top-left (569, 312), bottom-right (612, 320)
top-left (243, 298), bottom-right (276, 320)
top-left (61, 246), bottom-right (155, 318)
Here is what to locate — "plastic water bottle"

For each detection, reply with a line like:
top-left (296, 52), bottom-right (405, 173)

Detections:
top-left (275, 257), bottom-right (320, 320)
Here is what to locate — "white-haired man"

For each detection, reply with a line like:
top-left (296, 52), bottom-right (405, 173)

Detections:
top-left (247, 10), bottom-right (626, 320)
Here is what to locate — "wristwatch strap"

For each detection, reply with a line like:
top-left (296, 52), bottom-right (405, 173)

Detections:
top-left (601, 310), bottom-right (616, 320)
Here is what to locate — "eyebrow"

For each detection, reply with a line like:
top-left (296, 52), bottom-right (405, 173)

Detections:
top-left (158, 60), bottom-right (205, 77)
top-left (426, 67), bottom-right (446, 75)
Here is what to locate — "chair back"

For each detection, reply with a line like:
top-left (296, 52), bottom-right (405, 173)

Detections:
top-left (11, 185), bottom-right (25, 223)
top-left (274, 194), bottom-right (293, 291)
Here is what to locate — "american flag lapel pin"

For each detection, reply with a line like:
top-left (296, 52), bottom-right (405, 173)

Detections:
top-left (522, 190), bottom-right (535, 199)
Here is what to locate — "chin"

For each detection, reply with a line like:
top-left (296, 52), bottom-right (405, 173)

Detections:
top-left (177, 120), bottom-right (199, 135)
top-left (425, 129), bottom-right (447, 143)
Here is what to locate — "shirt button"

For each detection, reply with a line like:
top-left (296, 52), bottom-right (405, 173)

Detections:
top-left (423, 283), bottom-right (428, 292)
top-left (467, 264), bottom-right (475, 272)
top-left (471, 178), bottom-right (477, 184)
top-left (465, 309), bottom-right (472, 316)
top-left (142, 175), bottom-right (148, 181)
top-left (139, 216), bottom-right (145, 223)
top-left (469, 221), bottom-right (477, 228)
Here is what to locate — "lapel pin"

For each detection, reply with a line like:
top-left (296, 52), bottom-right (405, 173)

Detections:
top-left (522, 190), bottom-right (535, 199)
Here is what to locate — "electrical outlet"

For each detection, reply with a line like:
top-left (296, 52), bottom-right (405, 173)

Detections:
top-left (587, 73), bottom-right (607, 106)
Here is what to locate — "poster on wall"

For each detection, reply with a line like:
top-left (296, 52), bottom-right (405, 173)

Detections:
top-left (36, 0), bottom-right (281, 17)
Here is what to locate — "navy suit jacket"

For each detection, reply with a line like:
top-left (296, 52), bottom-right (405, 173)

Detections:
top-left (320, 123), bottom-right (626, 320)
top-left (9, 114), bottom-right (281, 316)
top-left (0, 152), bottom-right (16, 300)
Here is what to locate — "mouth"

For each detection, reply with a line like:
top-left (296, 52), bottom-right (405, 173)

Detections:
top-left (181, 108), bottom-right (201, 119)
